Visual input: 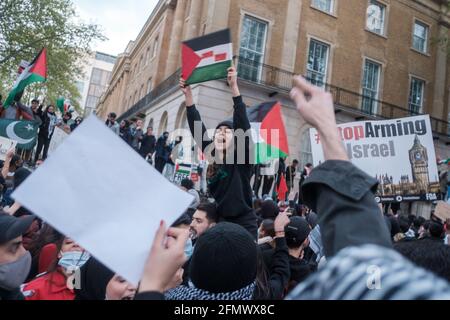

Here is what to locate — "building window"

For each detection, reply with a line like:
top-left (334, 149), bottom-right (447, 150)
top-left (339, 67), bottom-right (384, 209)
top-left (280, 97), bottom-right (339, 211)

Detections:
top-left (147, 78), bottom-right (153, 94)
top-left (361, 59), bottom-right (381, 115)
top-left (408, 77), bottom-right (425, 114)
top-left (307, 39), bottom-right (329, 87)
top-left (366, 0), bottom-right (386, 36)
top-left (300, 130), bottom-right (313, 168)
top-left (152, 36), bottom-right (159, 58)
top-left (311, 0), bottom-right (334, 14)
top-left (85, 96), bottom-right (99, 109)
top-left (238, 15), bottom-right (268, 82)
top-left (95, 52), bottom-right (117, 64)
top-left (413, 21), bottom-right (428, 53)
top-left (146, 47), bottom-right (150, 65)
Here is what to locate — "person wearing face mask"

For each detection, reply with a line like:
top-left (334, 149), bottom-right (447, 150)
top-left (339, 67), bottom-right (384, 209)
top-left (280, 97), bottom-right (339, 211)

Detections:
top-left (75, 257), bottom-right (136, 300)
top-left (21, 237), bottom-right (90, 300)
top-left (0, 212), bottom-right (34, 300)
top-left (180, 66), bottom-right (258, 239)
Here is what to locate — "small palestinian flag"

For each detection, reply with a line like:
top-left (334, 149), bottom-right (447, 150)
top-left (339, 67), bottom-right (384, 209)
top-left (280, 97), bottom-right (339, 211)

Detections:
top-left (4, 48), bottom-right (47, 108)
top-left (248, 101), bottom-right (290, 164)
top-left (182, 29), bottom-right (232, 85)
top-left (56, 97), bottom-right (70, 114)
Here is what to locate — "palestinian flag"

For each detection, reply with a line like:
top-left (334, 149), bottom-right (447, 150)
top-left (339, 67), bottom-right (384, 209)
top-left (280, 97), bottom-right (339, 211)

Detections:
top-left (182, 29), bottom-right (232, 85)
top-left (56, 97), bottom-right (70, 114)
top-left (4, 48), bottom-right (47, 108)
top-left (248, 101), bottom-right (290, 164)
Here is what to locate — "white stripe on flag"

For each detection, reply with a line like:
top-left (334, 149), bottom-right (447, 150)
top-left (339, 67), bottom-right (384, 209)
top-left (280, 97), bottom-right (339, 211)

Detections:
top-left (195, 43), bottom-right (232, 68)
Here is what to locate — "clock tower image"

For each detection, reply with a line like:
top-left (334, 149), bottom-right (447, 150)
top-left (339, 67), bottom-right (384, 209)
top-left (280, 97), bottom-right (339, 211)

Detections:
top-left (409, 135), bottom-right (429, 192)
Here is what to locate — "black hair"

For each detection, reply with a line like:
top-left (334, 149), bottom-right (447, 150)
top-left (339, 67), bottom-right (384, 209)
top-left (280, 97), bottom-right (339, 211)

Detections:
top-left (31, 99), bottom-right (39, 104)
top-left (109, 112), bottom-right (117, 118)
top-left (172, 213), bottom-right (192, 228)
top-left (260, 219), bottom-right (275, 238)
top-left (180, 178), bottom-right (194, 190)
top-left (395, 238), bottom-right (450, 282)
top-left (305, 163), bottom-right (313, 168)
top-left (413, 216), bottom-right (426, 229)
top-left (398, 216), bottom-right (411, 234)
top-left (196, 201), bottom-right (218, 223)
top-left (292, 159), bottom-right (299, 164)
top-left (429, 221), bottom-right (445, 239)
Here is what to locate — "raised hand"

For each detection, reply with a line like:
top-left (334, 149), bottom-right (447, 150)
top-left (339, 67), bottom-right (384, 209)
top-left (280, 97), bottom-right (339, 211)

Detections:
top-left (179, 78), bottom-right (194, 106)
top-left (227, 66), bottom-right (240, 97)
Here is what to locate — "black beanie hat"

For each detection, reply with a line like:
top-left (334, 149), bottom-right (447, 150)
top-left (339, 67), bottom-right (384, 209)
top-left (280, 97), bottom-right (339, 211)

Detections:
top-left (189, 222), bottom-right (257, 293)
top-left (285, 216), bottom-right (311, 248)
top-left (75, 258), bottom-right (115, 300)
top-left (215, 120), bottom-right (233, 131)
top-left (259, 200), bottom-right (279, 220)
top-left (14, 168), bottom-right (31, 191)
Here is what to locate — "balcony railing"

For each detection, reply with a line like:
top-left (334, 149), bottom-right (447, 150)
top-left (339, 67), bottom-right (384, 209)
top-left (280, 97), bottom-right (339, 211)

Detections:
top-left (119, 56), bottom-right (450, 137)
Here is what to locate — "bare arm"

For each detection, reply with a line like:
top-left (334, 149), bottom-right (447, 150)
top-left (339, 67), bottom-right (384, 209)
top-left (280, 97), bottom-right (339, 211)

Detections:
top-left (1, 148), bottom-right (14, 179)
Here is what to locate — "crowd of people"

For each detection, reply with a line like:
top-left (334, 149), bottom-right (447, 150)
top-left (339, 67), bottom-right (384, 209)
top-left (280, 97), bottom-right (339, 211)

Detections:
top-left (1, 68), bottom-right (450, 301)
top-left (0, 97), bottom-right (83, 165)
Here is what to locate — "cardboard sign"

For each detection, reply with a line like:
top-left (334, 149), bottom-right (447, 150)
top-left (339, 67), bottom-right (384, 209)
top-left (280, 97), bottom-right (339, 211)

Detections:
top-left (434, 201), bottom-right (450, 223)
top-left (0, 137), bottom-right (17, 161)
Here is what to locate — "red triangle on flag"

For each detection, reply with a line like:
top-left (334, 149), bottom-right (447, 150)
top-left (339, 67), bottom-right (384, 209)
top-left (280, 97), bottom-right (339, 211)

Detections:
top-left (182, 44), bottom-right (202, 80)
top-left (277, 174), bottom-right (288, 201)
top-left (29, 48), bottom-right (47, 79)
top-left (260, 102), bottom-right (289, 156)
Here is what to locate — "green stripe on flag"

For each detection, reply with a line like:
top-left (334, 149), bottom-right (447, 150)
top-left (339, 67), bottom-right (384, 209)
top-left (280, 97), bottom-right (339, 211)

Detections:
top-left (4, 73), bottom-right (46, 107)
top-left (255, 142), bottom-right (288, 164)
top-left (186, 60), bottom-right (231, 85)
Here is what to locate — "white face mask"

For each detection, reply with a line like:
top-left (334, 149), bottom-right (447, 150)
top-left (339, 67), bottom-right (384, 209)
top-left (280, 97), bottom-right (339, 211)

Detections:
top-left (58, 251), bottom-right (90, 271)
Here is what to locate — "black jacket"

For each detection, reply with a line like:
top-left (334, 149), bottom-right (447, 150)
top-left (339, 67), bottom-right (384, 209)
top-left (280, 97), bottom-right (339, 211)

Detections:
top-left (186, 96), bottom-right (257, 238)
top-left (254, 237), bottom-right (290, 300)
top-left (0, 287), bottom-right (24, 300)
top-left (139, 134), bottom-right (156, 155)
top-left (36, 106), bottom-right (56, 139)
top-left (155, 136), bottom-right (169, 160)
top-left (301, 160), bottom-right (392, 258)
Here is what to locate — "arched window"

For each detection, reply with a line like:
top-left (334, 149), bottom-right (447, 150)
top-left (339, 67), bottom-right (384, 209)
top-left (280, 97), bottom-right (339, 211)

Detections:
top-left (159, 111), bottom-right (168, 136)
top-left (175, 103), bottom-right (188, 129)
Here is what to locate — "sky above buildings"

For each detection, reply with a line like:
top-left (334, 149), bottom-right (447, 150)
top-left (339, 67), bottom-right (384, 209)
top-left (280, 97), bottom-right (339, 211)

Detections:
top-left (72, 0), bottom-right (159, 56)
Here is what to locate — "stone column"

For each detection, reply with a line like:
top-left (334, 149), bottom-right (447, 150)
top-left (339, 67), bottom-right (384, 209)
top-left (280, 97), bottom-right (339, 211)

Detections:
top-left (204, 0), bottom-right (231, 34)
top-left (164, 0), bottom-right (186, 77)
top-left (280, 0), bottom-right (302, 72)
top-left (185, 0), bottom-right (203, 40)
top-left (431, 22), bottom-right (448, 119)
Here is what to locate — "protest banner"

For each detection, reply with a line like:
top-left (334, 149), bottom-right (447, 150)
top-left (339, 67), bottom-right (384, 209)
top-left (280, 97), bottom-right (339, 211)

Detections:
top-left (13, 116), bottom-right (193, 286)
top-left (310, 115), bottom-right (440, 203)
top-left (0, 136), bottom-right (17, 161)
top-left (48, 126), bottom-right (69, 154)
top-left (434, 201), bottom-right (450, 223)
top-left (173, 162), bottom-right (192, 185)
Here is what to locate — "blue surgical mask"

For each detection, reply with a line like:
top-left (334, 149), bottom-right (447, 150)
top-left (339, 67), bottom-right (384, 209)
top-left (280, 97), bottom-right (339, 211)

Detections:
top-left (184, 238), bottom-right (194, 259)
top-left (58, 251), bottom-right (90, 271)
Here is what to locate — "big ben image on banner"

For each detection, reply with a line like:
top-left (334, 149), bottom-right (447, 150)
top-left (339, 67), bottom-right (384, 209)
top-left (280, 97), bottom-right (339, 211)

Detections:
top-left (409, 135), bottom-right (430, 193)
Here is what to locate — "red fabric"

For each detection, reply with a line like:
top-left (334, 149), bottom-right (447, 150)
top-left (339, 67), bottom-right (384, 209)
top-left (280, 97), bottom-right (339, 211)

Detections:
top-left (29, 48), bottom-right (47, 79)
top-left (277, 174), bottom-right (288, 201)
top-left (181, 44), bottom-right (202, 80)
top-left (260, 102), bottom-right (290, 155)
top-left (38, 243), bottom-right (58, 274)
top-left (23, 270), bottom-right (75, 300)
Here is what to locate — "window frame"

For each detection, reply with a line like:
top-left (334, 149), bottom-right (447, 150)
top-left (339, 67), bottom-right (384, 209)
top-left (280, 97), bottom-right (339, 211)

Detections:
top-left (238, 14), bottom-right (269, 82)
top-left (361, 58), bottom-right (382, 115)
top-left (311, 0), bottom-right (335, 15)
top-left (306, 38), bottom-right (331, 88)
top-left (408, 76), bottom-right (426, 114)
top-left (365, 0), bottom-right (388, 37)
top-left (412, 19), bottom-right (430, 54)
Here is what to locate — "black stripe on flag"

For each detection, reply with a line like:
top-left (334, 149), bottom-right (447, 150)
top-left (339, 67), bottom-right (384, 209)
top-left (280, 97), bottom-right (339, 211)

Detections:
top-left (183, 28), bottom-right (231, 52)
top-left (247, 101), bottom-right (278, 122)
